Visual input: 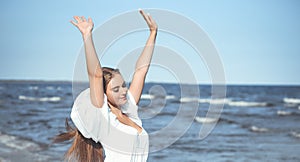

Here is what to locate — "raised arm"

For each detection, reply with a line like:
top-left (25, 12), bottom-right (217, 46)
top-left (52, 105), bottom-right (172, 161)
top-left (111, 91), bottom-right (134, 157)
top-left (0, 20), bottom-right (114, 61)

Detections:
top-left (129, 10), bottom-right (158, 104)
top-left (71, 16), bottom-right (104, 108)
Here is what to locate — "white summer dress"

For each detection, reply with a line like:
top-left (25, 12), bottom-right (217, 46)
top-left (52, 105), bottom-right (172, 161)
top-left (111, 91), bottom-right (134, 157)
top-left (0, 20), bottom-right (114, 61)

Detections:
top-left (71, 88), bottom-right (149, 162)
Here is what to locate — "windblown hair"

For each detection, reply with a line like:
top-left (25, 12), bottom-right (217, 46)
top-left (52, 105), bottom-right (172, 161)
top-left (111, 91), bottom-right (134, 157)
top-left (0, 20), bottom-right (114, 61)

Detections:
top-left (54, 67), bottom-right (120, 162)
top-left (53, 118), bottom-right (104, 162)
top-left (102, 67), bottom-right (120, 93)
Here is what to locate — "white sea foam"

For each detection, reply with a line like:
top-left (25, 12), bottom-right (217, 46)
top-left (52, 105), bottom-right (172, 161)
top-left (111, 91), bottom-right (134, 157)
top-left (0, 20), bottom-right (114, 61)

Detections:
top-left (0, 132), bottom-right (50, 161)
top-left (180, 97), bottom-right (267, 107)
top-left (141, 94), bottom-right (176, 100)
top-left (141, 94), bottom-right (155, 100)
top-left (46, 86), bottom-right (54, 90)
top-left (0, 133), bottom-right (40, 150)
top-left (277, 110), bottom-right (292, 116)
top-left (228, 101), bottom-right (268, 107)
top-left (250, 126), bottom-right (268, 132)
top-left (165, 95), bottom-right (176, 100)
top-left (198, 98), bottom-right (230, 105)
top-left (19, 95), bottom-right (61, 102)
top-left (179, 97), bottom-right (199, 103)
top-left (291, 131), bottom-right (300, 138)
top-left (28, 86), bottom-right (39, 90)
top-left (283, 98), bottom-right (300, 104)
top-left (194, 116), bottom-right (218, 123)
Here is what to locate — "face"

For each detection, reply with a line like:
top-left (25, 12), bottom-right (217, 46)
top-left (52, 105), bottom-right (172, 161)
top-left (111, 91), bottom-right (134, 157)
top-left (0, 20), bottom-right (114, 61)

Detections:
top-left (106, 74), bottom-right (128, 107)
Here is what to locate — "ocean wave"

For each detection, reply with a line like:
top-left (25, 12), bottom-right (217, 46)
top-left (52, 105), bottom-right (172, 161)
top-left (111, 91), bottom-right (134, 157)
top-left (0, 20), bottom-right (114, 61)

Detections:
top-left (228, 101), bottom-right (268, 107)
top-left (46, 86), bottom-right (54, 90)
top-left (180, 97), bottom-right (228, 104)
top-left (0, 132), bottom-right (40, 150)
top-left (290, 131), bottom-right (300, 138)
top-left (165, 95), bottom-right (176, 100)
top-left (277, 110), bottom-right (292, 116)
top-left (141, 94), bottom-right (155, 100)
top-left (179, 97), bottom-right (199, 103)
top-left (194, 116), bottom-right (218, 123)
top-left (283, 98), bottom-right (300, 104)
top-left (250, 126), bottom-right (269, 133)
top-left (28, 86), bottom-right (39, 90)
top-left (141, 94), bottom-right (176, 100)
top-left (19, 95), bottom-right (61, 102)
top-left (198, 98), bottom-right (230, 105)
top-left (0, 132), bottom-right (50, 161)
top-left (179, 97), bottom-right (269, 107)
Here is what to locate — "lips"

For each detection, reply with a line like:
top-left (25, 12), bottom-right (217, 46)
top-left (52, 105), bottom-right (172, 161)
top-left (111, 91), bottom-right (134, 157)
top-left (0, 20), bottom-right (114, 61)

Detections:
top-left (120, 95), bottom-right (127, 101)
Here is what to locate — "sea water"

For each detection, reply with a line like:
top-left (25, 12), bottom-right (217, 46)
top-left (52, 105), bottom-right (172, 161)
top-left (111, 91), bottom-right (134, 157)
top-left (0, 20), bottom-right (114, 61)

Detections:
top-left (0, 81), bottom-right (300, 161)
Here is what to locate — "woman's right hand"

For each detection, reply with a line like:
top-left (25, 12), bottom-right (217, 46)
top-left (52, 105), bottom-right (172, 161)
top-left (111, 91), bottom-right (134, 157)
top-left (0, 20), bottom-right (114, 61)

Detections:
top-left (139, 9), bottom-right (158, 33)
top-left (70, 16), bottom-right (94, 38)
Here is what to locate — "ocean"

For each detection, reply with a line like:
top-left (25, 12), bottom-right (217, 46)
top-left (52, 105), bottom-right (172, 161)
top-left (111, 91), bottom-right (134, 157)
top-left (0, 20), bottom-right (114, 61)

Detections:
top-left (0, 80), bottom-right (300, 162)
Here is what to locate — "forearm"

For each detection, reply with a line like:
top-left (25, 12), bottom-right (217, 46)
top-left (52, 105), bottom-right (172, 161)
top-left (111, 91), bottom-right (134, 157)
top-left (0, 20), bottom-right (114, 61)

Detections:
top-left (83, 33), bottom-right (102, 77)
top-left (135, 31), bottom-right (157, 74)
top-left (71, 16), bottom-right (104, 107)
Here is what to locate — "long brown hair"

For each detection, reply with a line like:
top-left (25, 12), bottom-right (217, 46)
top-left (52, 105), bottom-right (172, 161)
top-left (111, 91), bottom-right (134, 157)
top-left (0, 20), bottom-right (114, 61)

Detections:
top-left (53, 118), bottom-right (104, 162)
top-left (54, 67), bottom-right (120, 162)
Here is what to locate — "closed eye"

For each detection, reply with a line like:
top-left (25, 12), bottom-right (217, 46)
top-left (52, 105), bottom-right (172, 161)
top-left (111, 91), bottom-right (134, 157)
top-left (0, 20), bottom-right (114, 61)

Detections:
top-left (111, 82), bottom-right (126, 93)
top-left (112, 87), bottom-right (119, 92)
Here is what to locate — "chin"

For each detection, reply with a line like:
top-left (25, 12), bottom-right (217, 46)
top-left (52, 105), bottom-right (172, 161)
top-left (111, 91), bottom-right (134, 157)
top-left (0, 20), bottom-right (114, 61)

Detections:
top-left (119, 99), bottom-right (128, 106)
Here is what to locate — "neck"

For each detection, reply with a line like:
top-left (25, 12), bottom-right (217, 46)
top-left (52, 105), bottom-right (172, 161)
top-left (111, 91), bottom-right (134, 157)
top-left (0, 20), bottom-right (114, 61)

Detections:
top-left (108, 103), bottom-right (122, 116)
top-left (108, 103), bottom-right (142, 133)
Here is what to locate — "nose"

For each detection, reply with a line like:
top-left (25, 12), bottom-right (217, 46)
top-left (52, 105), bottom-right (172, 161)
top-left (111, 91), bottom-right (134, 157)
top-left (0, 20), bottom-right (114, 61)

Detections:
top-left (121, 86), bottom-right (128, 94)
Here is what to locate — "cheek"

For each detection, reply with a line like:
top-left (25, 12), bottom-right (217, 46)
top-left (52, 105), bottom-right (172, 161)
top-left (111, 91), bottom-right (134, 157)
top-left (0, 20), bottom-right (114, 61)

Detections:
top-left (107, 92), bottom-right (120, 104)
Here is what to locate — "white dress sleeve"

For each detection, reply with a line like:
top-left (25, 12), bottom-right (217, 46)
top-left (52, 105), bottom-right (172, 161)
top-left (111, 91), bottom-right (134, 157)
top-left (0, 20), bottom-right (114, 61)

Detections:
top-left (70, 88), bottom-right (109, 143)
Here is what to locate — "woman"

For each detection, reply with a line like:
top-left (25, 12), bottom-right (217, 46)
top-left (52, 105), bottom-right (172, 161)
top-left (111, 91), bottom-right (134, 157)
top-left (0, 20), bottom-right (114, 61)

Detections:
top-left (54, 9), bottom-right (157, 162)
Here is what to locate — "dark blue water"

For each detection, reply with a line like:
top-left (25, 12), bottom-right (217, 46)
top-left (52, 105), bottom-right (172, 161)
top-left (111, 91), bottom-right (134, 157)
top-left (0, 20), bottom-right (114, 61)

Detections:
top-left (0, 80), bottom-right (300, 161)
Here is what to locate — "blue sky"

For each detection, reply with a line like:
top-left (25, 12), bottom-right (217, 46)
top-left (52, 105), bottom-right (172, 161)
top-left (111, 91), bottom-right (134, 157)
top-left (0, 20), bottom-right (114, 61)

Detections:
top-left (1, 0), bottom-right (299, 85)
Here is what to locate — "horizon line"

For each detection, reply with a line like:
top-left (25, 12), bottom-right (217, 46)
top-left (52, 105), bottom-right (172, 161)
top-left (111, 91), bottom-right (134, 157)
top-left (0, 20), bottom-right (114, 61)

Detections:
top-left (0, 79), bottom-right (299, 86)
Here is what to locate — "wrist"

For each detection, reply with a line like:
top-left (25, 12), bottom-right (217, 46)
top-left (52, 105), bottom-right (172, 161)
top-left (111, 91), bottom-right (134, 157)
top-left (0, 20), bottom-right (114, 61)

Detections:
top-left (82, 32), bottom-right (92, 40)
top-left (150, 30), bottom-right (157, 38)
top-left (150, 30), bottom-right (157, 35)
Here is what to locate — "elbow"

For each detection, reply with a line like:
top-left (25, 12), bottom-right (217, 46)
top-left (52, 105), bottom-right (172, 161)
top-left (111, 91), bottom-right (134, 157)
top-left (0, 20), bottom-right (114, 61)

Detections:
top-left (135, 65), bottom-right (149, 75)
top-left (134, 69), bottom-right (148, 78)
top-left (88, 67), bottom-right (103, 78)
top-left (93, 102), bottom-right (104, 108)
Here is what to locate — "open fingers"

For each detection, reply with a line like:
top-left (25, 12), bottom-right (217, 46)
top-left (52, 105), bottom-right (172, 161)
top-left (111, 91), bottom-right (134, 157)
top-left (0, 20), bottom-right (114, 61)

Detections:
top-left (70, 16), bottom-right (87, 26)
top-left (147, 14), bottom-right (154, 24)
top-left (73, 16), bottom-right (82, 23)
top-left (81, 16), bottom-right (87, 22)
top-left (70, 16), bottom-right (80, 26)
top-left (139, 9), bottom-right (151, 24)
top-left (139, 9), bottom-right (157, 31)
top-left (70, 20), bottom-right (78, 27)
top-left (88, 17), bottom-right (92, 23)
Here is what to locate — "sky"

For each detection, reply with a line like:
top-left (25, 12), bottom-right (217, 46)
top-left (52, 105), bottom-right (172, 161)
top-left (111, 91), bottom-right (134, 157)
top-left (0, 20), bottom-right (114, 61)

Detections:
top-left (0, 0), bottom-right (300, 85)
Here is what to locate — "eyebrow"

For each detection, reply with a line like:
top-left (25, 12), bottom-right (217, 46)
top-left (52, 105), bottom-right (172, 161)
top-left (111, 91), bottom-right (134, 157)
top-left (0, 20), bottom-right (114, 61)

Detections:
top-left (110, 81), bottom-right (126, 90)
top-left (111, 86), bottom-right (120, 90)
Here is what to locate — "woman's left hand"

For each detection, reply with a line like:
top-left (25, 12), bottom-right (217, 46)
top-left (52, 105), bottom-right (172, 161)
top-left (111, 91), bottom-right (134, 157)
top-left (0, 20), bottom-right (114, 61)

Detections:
top-left (70, 16), bottom-right (94, 38)
top-left (139, 9), bottom-right (158, 33)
